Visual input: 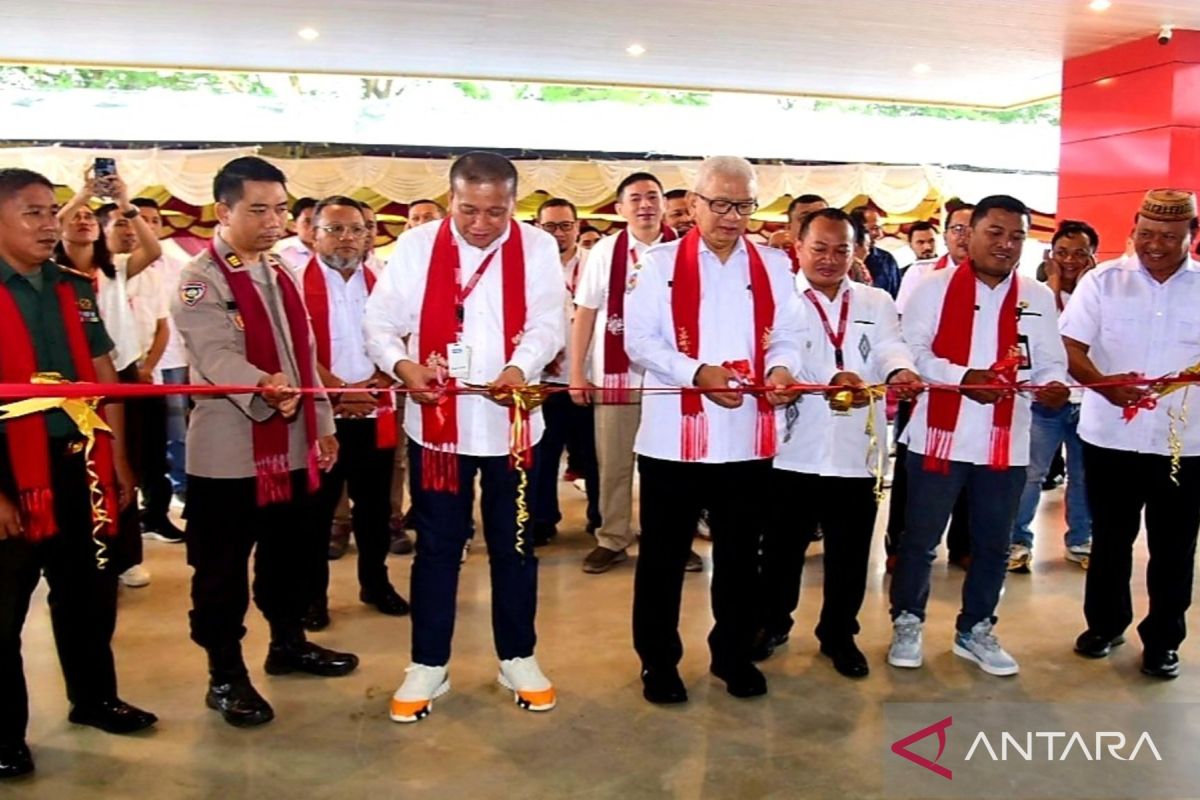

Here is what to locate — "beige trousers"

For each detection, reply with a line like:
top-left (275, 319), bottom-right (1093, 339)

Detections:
top-left (593, 402), bottom-right (641, 551)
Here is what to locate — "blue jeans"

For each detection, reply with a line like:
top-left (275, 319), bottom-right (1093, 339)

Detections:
top-left (161, 366), bottom-right (189, 495)
top-left (890, 453), bottom-right (1025, 633)
top-left (1011, 403), bottom-right (1091, 548)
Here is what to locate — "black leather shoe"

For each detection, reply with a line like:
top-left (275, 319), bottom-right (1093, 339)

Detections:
top-left (1074, 630), bottom-right (1125, 659)
top-left (0, 742), bottom-right (33, 779)
top-left (641, 667), bottom-right (688, 705)
top-left (533, 523), bottom-right (558, 547)
top-left (710, 662), bottom-right (767, 698)
top-left (303, 606), bottom-right (330, 632)
top-left (205, 679), bottom-right (274, 728)
top-left (820, 640), bottom-right (870, 678)
top-left (360, 587), bottom-right (410, 617)
top-left (1142, 649), bottom-right (1181, 679)
top-left (750, 629), bottom-right (789, 663)
top-left (264, 641), bottom-right (359, 677)
top-left (68, 699), bottom-right (157, 734)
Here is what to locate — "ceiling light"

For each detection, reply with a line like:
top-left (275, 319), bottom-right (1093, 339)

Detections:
top-left (913, 63), bottom-right (932, 74)
top-left (298, 27), bottom-right (320, 41)
top-left (1088, 0), bottom-right (1111, 11)
top-left (626, 43), bottom-right (646, 57)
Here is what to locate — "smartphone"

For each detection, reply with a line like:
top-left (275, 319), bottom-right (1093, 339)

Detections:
top-left (94, 157), bottom-right (117, 197)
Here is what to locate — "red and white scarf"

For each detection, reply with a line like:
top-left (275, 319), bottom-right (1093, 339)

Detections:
top-left (208, 240), bottom-right (320, 506)
top-left (934, 254), bottom-right (952, 271)
top-left (603, 224), bottom-right (678, 403)
top-left (671, 228), bottom-right (777, 461)
top-left (0, 277), bottom-right (117, 541)
top-left (417, 218), bottom-right (529, 493)
top-left (301, 257), bottom-right (397, 449)
top-left (923, 260), bottom-right (1020, 473)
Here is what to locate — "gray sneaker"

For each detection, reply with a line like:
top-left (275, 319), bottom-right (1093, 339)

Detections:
top-left (953, 620), bottom-right (1019, 676)
top-left (888, 612), bottom-right (924, 668)
top-left (582, 546), bottom-right (628, 574)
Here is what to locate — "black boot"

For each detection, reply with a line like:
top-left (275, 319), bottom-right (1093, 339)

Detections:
top-left (205, 644), bottom-right (274, 728)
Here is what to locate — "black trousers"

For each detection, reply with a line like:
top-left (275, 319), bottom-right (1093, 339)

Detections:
top-left (532, 391), bottom-right (600, 530)
top-left (129, 388), bottom-right (173, 526)
top-left (1083, 444), bottom-right (1200, 651)
top-left (310, 418), bottom-right (394, 610)
top-left (885, 400), bottom-right (970, 560)
top-left (634, 456), bottom-right (771, 671)
top-left (108, 365), bottom-right (145, 572)
top-left (184, 471), bottom-right (320, 654)
top-left (762, 470), bottom-right (878, 643)
top-left (0, 440), bottom-right (119, 744)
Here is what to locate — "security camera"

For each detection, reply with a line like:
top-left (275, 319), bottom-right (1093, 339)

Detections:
top-left (1158, 25), bottom-right (1173, 45)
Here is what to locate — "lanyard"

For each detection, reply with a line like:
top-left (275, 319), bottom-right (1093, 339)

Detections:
top-left (804, 288), bottom-right (851, 370)
top-left (454, 248), bottom-right (499, 330)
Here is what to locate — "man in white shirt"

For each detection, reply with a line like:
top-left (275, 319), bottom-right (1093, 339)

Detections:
top-left (274, 197), bottom-right (316, 271)
top-left (301, 197), bottom-right (410, 631)
top-left (664, 189), bottom-right (694, 236)
top-left (1007, 221), bottom-right (1098, 573)
top-left (364, 152), bottom-right (564, 723)
top-left (757, 209), bottom-right (920, 677)
top-left (888, 195), bottom-right (1070, 677)
top-left (1062, 189), bottom-right (1200, 679)
top-left (625, 156), bottom-right (806, 703)
top-left (783, 194), bottom-right (829, 274)
top-left (907, 221), bottom-right (939, 262)
top-left (407, 199), bottom-right (445, 229)
top-left (895, 203), bottom-right (974, 315)
top-left (571, 172), bottom-right (703, 574)
top-left (534, 198), bottom-right (599, 545)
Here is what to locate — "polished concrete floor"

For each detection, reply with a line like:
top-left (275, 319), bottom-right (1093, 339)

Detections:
top-left (10, 478), bottom-right (1198, 799)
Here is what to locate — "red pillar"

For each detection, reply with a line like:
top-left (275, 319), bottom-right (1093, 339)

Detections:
top-left (1058, 31), bottom-right (1200, 261)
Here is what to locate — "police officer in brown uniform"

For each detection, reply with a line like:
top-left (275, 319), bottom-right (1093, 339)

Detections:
top-left (0, 168), bottom-right (156, 779)
top-left (173, 157), bottom-right (357, 729)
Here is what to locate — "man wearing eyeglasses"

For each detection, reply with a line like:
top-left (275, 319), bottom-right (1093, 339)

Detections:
top-left (300, 196), bottom-right (410, 631)
top-left (624, 156), bottom-right (807, 703)
top-left (532, 198), bottom-right (600, 546)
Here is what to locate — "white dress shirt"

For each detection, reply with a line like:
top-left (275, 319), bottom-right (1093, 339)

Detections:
top-left (545, 251), bottom-right (584, 385)
top-left (1059, 255), bottom-right (1200, 456)
top-left (95, 254), bottom-right (143, 371)
top-left (363, 220), bottom-right (565, 457)
top-left (774, 275), bottom-right (915, 478)
top-left (126, 260), bottom-right (167, 361)
top-left (275, 236), bottom-right (312, 272)
top-left (625, 236), bottom-right (808, 464)
top-left (573, 230), bottom-right (666, 386)
top-left (901, 266), bottom-right (1068, 467)
top-left (154, 255), bottom-right (189, 372)
top-left (896, 254), bottom-right (956, 315)
top-left (318, 257), bottom-right (377, 385)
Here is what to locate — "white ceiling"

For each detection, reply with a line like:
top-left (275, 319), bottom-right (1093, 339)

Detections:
top-left (2, 0), bottom-right (1198, 108)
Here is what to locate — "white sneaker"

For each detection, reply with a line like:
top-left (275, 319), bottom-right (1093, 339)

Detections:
top-left (1065, 542), bottom-right (1091, 569)
top-left (1007, 544), bottom-right (1032, 573)
top-left (389, 663), bottom-right (450, 723)
top-left (118, 564), bottom-right (151, 588)
top-left (461, 539), bottom-right (472, 564)
top-left (497, 655), bottom-right (556, 712)
top-left (888, 612), bottom-right (924, 668)
top-left (953, 620), bottom-right (1019, 676)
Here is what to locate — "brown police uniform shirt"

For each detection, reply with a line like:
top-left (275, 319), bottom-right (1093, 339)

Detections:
top-left (171, 235), bottom-right (334, 480)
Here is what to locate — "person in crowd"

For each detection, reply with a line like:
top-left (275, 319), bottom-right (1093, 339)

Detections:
top-left (907, 221), bottom-right (939, 262)
top-left (407, 199), bottom-right (445, 229)
top-left (360, 204), bottom-right (385, 275)
top-left (174, 157), bottom-right (357, 729)
top-left (664, 188), bottom-right (695, 236)
top-left (55, 171), bottom-right (162, 588)
top-left (888, 195), bottom-right (1069, 677)
top-left (569, 172), bottom-right (703, 574)
top-left (784, 194), bottom-right (829, 273)
top-left (300, 196), bottom-right (410, 631)
top-left (0, 168), bottom-right (156, 779)
top-left (1007, 220), bottom-right (1098, 573)
top-left (364, 152), bottom-right (564, 723)
top-left (767, 229), bottom-right (793, 252)
top-left (534, 198), bottom-right (600, 545)
top-left (1064, 189), bottom-right (1200, 680)
top-left (625, 156), bottom-right (805, 703)
top-left (275, 197), bottom-right (317, 271)
top-left (851, 205), bottom-right (901, 297)
top-left (757, 208), bottom-right (921, 677)
top-left (578, 226), bottom-right (602, 251)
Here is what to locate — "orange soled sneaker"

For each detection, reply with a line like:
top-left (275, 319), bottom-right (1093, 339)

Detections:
top-left (497, 656), bottom-right (556, 712)
top-left (389, 664), bottom-right (449, 723)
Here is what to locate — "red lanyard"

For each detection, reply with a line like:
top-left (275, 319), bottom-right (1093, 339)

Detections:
top-left (454, 249), bottom-right (499, 329)
top-left (804, 288), bottom-right (851, 370)
top-left (566, 256), bottom-right (581, 295)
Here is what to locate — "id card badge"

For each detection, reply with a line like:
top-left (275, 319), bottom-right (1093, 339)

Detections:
top-left (447, 342), bottom-right (471, 380)
top-left (1016, 334), bottom-right (1032, 372)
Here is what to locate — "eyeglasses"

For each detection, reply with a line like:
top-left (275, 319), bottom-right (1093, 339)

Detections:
top-left (317, 224), bottom-right (369, 238)
top-left (694, 194), bottom-right (758, 217)
top-left (540, 221), bottom-right (577, 233)
top-left (948, 224), bottom-right (970, 236)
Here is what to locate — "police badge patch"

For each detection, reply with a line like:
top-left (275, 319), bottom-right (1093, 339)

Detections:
top-left (77, 296), bottom-right (100, 323)
top-left (180, 281), bottom-right (207, 307)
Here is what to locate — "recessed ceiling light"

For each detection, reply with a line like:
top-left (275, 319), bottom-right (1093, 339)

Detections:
top-left (913, 63), bottom-right (932, 74)
top-left (1089, 0), bottom-right (1111, 11)
top-left (298, 27), bottom-right (320, 41)
top-left (626, 43), bottom-right (646, 57)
